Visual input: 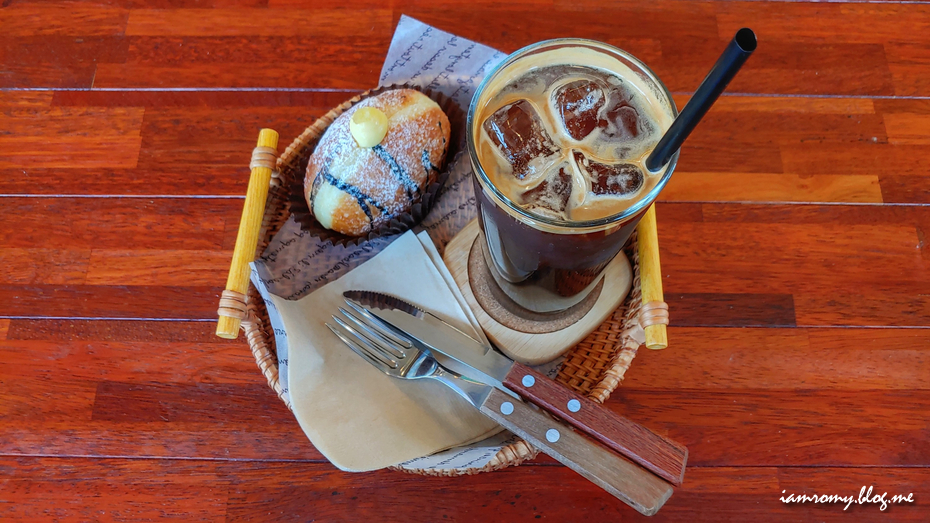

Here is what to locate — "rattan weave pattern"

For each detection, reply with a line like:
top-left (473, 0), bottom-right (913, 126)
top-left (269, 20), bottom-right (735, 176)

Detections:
top-left (242, 89), bottom-right (654, 475)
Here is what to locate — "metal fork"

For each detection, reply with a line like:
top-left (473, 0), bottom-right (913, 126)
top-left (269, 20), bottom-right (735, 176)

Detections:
top-left (326, 300), bottom-right (675, 516)
top-left (326, 302), bottom-right (490, 407)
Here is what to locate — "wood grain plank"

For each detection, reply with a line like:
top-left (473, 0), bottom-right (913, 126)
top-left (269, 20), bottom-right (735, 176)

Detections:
top-left (225, 465), bottom-right (929, 522)
top-left (0, 4), bottom-right (128, 37)
top-left (5, 0), bottom-right (268, 5)
top-left (0, 35), bottom-right (127, 88)
top-left (663, 221), bottom-right (923, 295)
top-left (0, 319), bottom-right (8, 340)
top-left (715, 2), bottom-right (930, 44)
top-left (4, 385), bottom-right (930, 466)
top-left (51, 87), bottom-right (355, 108)
top-left (659, 208), bottom-right (926, 278)
top-left (661, 172), bottom-right (882, 203)
top-left (136, 107), bottom-right (315, 167)
top-left (0, 198), bottom-right (234, 250)
top-left (674, 104), bottom-right (888, 175)
top-left (5, 355), bottom-right (930, 467)
top-left (0, 249), bottom-right (90, 285)
top-left (85, 250), bottom-right (230, 286)
top-left (94, 62), bottom-right (379, 89)
top-left (0, 420), bottom-right (319, 461)
top-left (0, 35), bottom-right (129, 64)
top-left (0, 94), bottom-right (913, 202)
top-left (0, 107), bottom-right (144, 169)
top-left (782, 143), bottom-right (930, 177)
top-left (661, 38), bottom-right (894, 97)
top-left (124, 36), bottom-right (388, 65)
top-left (0, 381), bottom-right (98, 421)
top-left (879, 176), bottom-right (930, 205)
top-left (5, 319), bottom-right (231, 343)
top-left (0, 284), bottom-right (222, 319)
top-left (625, 327), bottom-right (930, 390)
top-left (612, 390), bottom-right (930, 467)
top-left (0, 167), bottom-right (250, 196)
top-left (0, 91), bottom-right (53, 108)
top-left (699, 96), bottom-right (876, 115)
top-left (0, 458), bottom-right (227, 522)
top-left (124, 8), bottom-right (392, 36)
top-left (268, 0), bottom-right (389, 6)
top-left (661, 204), bottom-right (930, 326)
top-left (409, 3), bottom-right (713, 55)
top-left (406, 2), bottom-right (899, 96)
top-left (22, 2), bottom-right (917, 96)
top-left (696, 202), bottom-right (930, 227)
top-left (794, 293), bottom-right (930, 328)
top-left (884, 113), bottom-right (930, 145)
top-left (0, 64), bottom-right (97, 89)
top-left (886, 41), bottom-right (930, 97)
top-left (676, 142), bottom-right (784, 174)
top-left (668, 293), bottom-right (796, 327)
top-left (680, 110), bottom-right (888, 146)
top-left (92, 382), bottom-right (291, 423)
top-left (1, 459), bottom-right (926, 522)
top-left (4, 201), bottom-right (928, 325)
top-left (0, 339), bottom-right (256, 383)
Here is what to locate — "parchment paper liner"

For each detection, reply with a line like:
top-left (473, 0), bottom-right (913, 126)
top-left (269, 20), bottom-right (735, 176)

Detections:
top-left (287, 84), bottom-right (465, 247)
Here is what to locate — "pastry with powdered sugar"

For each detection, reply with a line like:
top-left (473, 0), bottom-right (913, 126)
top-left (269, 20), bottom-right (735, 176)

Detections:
top-left (305, 89), bottom-right (451, 237)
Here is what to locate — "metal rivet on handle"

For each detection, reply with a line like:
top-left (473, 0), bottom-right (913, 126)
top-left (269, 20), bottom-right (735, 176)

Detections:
top-left (546, 429), bottom-right (560, 443)
top-left (522, 375), bottom-right (535, 387)
top-left (567, 399), bottom-right (581, 412)
top-left (500, 402), bottom-right (514, 415)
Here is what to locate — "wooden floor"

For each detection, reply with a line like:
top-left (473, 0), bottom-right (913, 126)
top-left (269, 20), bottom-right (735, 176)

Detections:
top-left (2, 0), bottom-right (930, 521)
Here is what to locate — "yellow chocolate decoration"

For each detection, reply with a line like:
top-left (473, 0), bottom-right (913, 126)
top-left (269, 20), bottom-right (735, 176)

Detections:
top-left (349, 107), bottom-right (389, 148)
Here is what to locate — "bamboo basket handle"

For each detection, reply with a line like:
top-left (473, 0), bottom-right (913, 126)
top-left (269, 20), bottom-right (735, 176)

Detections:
top-left (216, 129), bottom-right (279, 339)
top-left (636, 204), bottom-right (670, 350)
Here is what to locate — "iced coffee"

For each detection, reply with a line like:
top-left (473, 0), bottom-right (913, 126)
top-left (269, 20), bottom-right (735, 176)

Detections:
top-left (467, 40), bottom-right (678, 313)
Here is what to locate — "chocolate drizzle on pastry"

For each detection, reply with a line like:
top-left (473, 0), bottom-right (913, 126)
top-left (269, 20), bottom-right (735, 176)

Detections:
top-left (320, 163), bottom-right (391, 223)
top-left (421, 149), bottom-right (441, 177)
top-left (296, 86), bottom-right (461, 243)
top-left (308, 167), bottom-right (325, 216)
top-left (373, 144), bottom-right (420, 199)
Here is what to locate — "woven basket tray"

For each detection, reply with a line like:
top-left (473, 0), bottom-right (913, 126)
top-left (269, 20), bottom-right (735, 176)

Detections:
top-left (237, 88), bottom-right (662, 475)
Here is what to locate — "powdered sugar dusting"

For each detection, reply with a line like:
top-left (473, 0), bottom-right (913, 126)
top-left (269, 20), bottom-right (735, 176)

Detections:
top-left (306, 89), bottom-right (451, 235)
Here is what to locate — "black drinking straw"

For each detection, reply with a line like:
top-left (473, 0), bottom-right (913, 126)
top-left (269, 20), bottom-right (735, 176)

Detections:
top-left (645, 28), bottom-right (757, 172)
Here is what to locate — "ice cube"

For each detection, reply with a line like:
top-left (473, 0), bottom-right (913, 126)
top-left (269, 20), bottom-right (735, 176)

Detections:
top-left (553, 79), bottom-right (606, 141)
top-left (520, 162), bottom-right (573, 219)
top-left (573, 151), bottom-right (644, 196)
top-left (483, 100), bottom-right (560, 180)
top-left (602, 102), bottom-right (641, 142)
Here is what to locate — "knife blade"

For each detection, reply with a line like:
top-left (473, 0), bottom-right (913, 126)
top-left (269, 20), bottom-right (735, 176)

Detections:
top-left (342, 290), bottom-right (688, 486)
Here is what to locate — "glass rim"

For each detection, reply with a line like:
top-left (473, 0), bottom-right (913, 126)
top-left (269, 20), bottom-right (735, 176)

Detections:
top-left (466, 38), bottom-right (680, 231)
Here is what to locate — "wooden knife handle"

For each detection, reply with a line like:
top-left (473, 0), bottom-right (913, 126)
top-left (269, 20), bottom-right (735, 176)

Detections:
top-left (479, 388), bottom-right (673, 516)
top-left (503, 362), bottom-right (687, 486)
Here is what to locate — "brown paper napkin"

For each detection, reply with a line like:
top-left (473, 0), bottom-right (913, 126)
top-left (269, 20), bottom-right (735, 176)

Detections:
top-left (270, 231), bottom-right (502, 472)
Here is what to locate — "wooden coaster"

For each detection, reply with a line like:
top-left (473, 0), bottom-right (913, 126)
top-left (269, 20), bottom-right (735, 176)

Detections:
top-left (468, 237), bottom-right (605, 333)
top-left (444, 220), bottom-right (632, 365)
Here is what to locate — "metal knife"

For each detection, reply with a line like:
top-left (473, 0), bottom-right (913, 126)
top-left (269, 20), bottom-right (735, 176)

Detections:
top-left (328, 302), bottom-right (673, 516)
top-left (343, 290), bottom-right (688, 486)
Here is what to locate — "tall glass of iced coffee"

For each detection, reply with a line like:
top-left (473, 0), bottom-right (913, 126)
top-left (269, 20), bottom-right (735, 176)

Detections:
top-left (467, 39), bottom-right (678, 314)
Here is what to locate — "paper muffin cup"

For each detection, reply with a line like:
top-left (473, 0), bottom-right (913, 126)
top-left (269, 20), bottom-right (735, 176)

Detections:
top-left (287, 84), bottom-right (466, 247)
